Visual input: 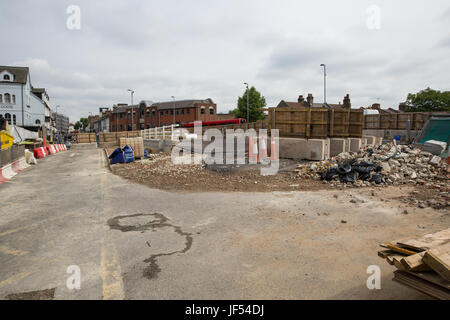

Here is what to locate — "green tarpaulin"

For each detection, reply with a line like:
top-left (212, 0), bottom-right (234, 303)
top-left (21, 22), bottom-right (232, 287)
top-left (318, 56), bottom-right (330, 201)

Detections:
top-left (418, 117), bottom-right (450, 144)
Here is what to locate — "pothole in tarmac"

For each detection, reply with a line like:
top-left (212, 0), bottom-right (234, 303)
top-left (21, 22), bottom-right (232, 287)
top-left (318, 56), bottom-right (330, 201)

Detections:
top-left (107, 213), bottom-right (193, 280)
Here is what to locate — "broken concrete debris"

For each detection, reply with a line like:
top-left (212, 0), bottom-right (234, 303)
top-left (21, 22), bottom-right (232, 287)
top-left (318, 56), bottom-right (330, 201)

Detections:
top-left (295, 142), bottom-right (449, 188)
top-left (422, 140), bottom-right (447, 156)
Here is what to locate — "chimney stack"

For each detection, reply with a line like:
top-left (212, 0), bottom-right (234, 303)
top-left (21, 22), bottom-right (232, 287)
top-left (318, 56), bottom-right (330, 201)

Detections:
top-left (306, 93), bottom-right (314, 106)
top-left (343, 94), bottom-right (351, 108)
top-left (371, 103), bottom-right (380, 110)
top-left (298, 95), bottom-right (304, 103)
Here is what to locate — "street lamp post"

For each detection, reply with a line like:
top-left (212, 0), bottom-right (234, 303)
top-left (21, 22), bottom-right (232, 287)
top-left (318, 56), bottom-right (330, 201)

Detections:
top-left (128, 89), bottom-right (134, 131)
top-left (244, 82), bottom-right (249, 123)
top-left (320, 64), bottom-right (327, 104)
top-left (171, 96), bottom-right (175, 125)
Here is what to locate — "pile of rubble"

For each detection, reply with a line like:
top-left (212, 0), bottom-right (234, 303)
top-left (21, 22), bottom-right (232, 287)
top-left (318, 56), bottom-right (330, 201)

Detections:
top-left (295, 142), bottom-right (449, 188)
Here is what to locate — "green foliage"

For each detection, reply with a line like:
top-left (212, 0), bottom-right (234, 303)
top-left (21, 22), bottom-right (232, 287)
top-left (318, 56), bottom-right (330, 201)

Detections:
top-left (231, 86), bottom-right (266, 122)
top-left (404, 87), bottom-right (450, 112)
top-left (74, 121), bottom-right (82, 130)
top-left (74, 118), bottom-right (89, 131)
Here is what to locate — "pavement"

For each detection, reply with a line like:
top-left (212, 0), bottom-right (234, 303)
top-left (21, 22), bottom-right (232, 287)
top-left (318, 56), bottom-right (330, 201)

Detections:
top-left (0, 143), bottom-right (449, 299)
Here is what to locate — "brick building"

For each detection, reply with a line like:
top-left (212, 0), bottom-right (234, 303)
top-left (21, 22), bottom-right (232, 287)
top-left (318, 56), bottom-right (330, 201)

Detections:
top-left (109, 99), bottom-right (217, 132)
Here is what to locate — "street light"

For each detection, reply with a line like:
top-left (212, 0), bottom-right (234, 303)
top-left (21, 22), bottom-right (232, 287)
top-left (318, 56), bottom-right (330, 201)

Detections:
top-left (320, 64), bottom-right (327, 104)
top-left (244, 82), bottom-right (249, 123)
top-left (127, 89), bottom-right (134, 130)
top-left (171, 96), bottom-right (175, 125)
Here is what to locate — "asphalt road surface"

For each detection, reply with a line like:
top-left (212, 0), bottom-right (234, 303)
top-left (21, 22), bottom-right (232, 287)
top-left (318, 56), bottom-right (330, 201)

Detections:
top-left (1, 143), bottom-right (448, 299)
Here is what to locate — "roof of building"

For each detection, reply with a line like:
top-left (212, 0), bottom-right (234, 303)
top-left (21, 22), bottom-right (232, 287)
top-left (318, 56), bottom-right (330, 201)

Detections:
top-left (31, 87), bottom-right (46, 93)
top-left (278, 100), bottom-right (346, 109)
top-left (0, 66), bottom-right (29, 84)
top-left (151, 99), bottom-right (215, 110)
top-left (113, 99), bottom-right (214, 112)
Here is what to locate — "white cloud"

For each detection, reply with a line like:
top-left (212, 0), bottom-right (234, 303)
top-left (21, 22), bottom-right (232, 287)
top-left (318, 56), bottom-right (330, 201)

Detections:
top-left (1, 0), bottom-right (449, 121)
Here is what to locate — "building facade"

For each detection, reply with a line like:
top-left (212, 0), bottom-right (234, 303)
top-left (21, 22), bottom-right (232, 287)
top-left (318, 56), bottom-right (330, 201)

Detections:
top-left (0, 66), bottom-right (47, 129)
top-left (109, 99), bottom-right (217, 132)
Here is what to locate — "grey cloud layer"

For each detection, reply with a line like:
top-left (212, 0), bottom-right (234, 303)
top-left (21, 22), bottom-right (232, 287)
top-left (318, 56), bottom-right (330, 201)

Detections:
top-left (1, 0), bottom-right (449, 121)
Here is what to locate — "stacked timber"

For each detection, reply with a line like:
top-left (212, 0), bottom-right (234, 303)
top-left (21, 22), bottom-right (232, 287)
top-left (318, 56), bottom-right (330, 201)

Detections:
top-left (378, 228), bottom-right (450, 299)
top-left (120, 137), bottom-right (144, 159)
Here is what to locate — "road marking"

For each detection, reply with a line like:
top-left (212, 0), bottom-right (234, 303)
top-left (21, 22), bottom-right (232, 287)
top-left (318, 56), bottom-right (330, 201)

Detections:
top-left (100, 240), bottom-right (125, 300)
top-left (98, 151), bottom-right (125, 300)
top-left (0, 245), bottom-right (29, 256)
top-left (70, 153), bottom-right (78, 157)
top-left (0, 270), bottom-right (36, 289)
top-left (0, 224), bottom-right (37, 238)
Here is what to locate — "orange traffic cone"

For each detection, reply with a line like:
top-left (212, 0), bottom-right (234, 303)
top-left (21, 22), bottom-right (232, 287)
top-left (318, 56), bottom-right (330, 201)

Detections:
top-left (270, 135), bottom-right (278, 161)
top-left (259, 134), bottom-right (268, 159)
top-left (249, 135), bottom-right (259, 163)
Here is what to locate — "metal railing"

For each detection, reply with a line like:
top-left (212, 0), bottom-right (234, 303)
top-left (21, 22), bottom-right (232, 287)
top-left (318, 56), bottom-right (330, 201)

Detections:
top-left (141, 124), bottom-right (180, 141)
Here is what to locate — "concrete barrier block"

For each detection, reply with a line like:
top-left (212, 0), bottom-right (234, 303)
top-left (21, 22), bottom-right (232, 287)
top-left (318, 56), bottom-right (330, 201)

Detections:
top-left (361, 138), bottom-right (368, 149)
top-left (364, 136), bottom-right (376, 146)
top-left (349, 138), bottom-right (362, 152)
top-left (330, 138), bottom-right (346, 157)
top-left (308, 139), bottom-right (329, 161)
top-left (279, 138), bottom-right (308, 159)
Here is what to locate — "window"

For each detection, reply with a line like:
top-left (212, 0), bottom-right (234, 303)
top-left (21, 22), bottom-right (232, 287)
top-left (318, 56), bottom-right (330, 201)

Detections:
top-left (0, 94), bottom-right (2, 103)
top-left (146, 109), bottom-right (150, 117)
top-left (35, 119), bottom-right (40, 125)
top-left (152, 110), bottom-right (156, 117)
top-left (119, 113), bottom-right (123, 119)
top-left (165, 110), bottom-right (168, 115)
top-left (13, 115), bottom-right (16, 125)
top-left (160, 111), bottom-right (163, 116)
top-left (4, 93), bottom-right (11, 104)
top-left (200, 106), bottom-right (205, 114)
top-left (209, 107), bottom-right (214, 115)
top-left (120, 125), bottom-right (123, 131)
top-left (3, 74), bottom-right (10, 80)
top-left (176, 110), bottom-right (179, 115)
top-left (181, 109), bottom-right (184, 115)
top-left (5, 113), bottom-right (11, 124)
top-left (186, 108), bottom-right (190, 114)
top-left (170, 109), bottom-right (173, 115)
top-left (12, 95), bottom-right (16, 104)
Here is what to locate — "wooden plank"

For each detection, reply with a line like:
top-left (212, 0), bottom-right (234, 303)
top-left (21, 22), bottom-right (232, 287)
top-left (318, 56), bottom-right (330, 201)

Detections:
top-left (406, 270), bottom-right (450, 290)
top-left (393, 271), bottom-right (450, 300)
top-left (423, 244), bottom-right (450, 281)
top-left (400, 252), bottom-right (431, 272)
top-left (378, 250), bottom-right (395, 258)
top-left (396, 228), bottom-right (450, 251)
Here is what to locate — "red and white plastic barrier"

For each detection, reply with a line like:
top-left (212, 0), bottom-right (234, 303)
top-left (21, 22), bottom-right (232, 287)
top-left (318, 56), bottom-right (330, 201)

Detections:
top-left (0, 157), bottom-right (29, 184)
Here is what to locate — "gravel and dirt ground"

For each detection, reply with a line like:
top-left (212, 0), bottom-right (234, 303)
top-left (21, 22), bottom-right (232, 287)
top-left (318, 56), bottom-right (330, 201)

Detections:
top-left (110, 152), bottom-right (449, 211)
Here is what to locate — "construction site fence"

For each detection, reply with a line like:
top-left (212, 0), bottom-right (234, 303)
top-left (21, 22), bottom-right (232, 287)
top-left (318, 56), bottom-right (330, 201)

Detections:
top-left (75, 131), bottom-right (142, 144)
top-left (364, 112), bottom-right (450, 131)
top-left (267, 107), bottom-right (364, 138)
top-left (0, 144), bottom-right (25, 167)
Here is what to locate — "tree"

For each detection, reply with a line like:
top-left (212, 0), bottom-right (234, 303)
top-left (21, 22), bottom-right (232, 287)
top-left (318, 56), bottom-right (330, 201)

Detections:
top-left (403, 87), bottom-right (450, 112)
top-left (74, 118), bottom-right (89, 131)
top-left (231, 86), bottom-right (266, 122)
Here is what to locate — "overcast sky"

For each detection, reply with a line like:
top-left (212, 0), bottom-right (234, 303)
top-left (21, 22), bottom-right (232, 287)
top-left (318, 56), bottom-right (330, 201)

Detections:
top-left (1, 0), bottom-right (449, 122)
